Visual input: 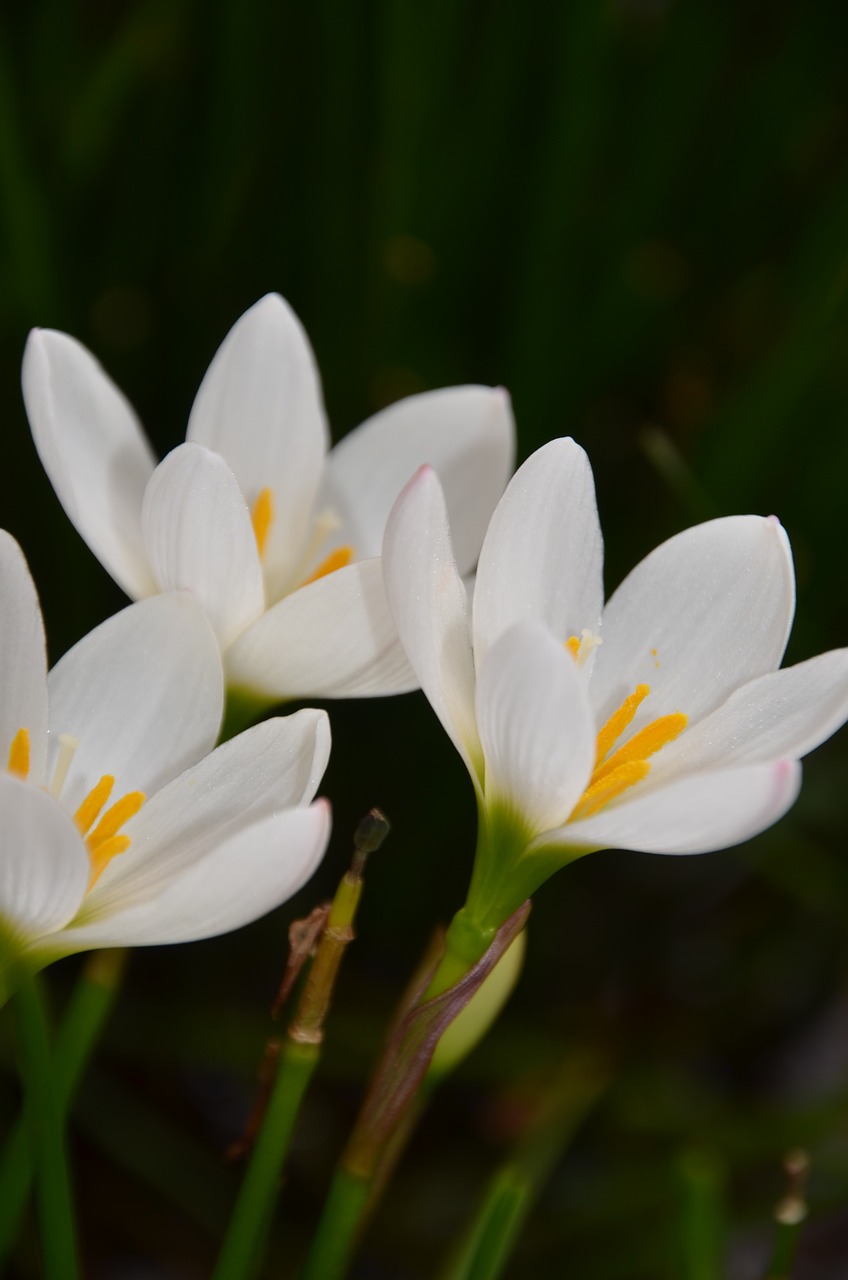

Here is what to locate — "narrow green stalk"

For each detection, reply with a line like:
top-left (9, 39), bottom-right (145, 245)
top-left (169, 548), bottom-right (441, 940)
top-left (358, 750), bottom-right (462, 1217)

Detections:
top-left (298, 1169), bottom-right (371, 1280)
top-left (212, 1039), bottom-right (319, 1280)
top-left (0, 949), bottom-right (125, 1266)
top-left (215, 811), bottom-right (388, 1280)
top-left (675, 1149), bottom-right (725, 1280)
top-left (9, 967), bottom-right (78, 1280)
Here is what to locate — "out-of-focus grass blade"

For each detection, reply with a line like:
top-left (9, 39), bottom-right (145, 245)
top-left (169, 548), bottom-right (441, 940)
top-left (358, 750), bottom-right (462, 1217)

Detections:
top-left (674, 1149), bottom-right (726, 1280)
top-left (439, 1049), bottom-right (610, 1280)
top-left (61, 0), bottom-right (184, 182)
top-left (0, 13), bottom-right (56, 316)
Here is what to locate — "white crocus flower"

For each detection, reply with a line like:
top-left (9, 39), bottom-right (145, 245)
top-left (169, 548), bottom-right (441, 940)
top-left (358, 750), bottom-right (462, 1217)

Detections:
top-left (383, 438), bottom-right (848, 933)
top-left (0, 531), bottom-right (331, 998)
top-left (22, 294), bottom-right (515, 704)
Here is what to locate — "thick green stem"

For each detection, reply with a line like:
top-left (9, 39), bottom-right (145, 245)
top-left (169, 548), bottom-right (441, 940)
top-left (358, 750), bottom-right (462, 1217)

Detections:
top-left (300, 904), bottom-right (528, 1280)
top-left (9, 967), bottom-right (79, 1280)
top-left (0, 949), bottom-right (125, 1266)
top-left (212, 1040), bottom-right (319, 1280)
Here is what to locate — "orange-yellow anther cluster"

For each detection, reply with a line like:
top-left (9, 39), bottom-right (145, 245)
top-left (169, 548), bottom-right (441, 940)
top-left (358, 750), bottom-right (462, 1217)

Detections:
top-left (7, 727), bottom-right (30, 779)
top-left (301, 546), bottom-right (354, 587)
top-left (73, 774), bottom-right (145, 888)
top-left (571, 684), bottom-right (686, 821)
top-left (251, 487), bottom-right (274, 558)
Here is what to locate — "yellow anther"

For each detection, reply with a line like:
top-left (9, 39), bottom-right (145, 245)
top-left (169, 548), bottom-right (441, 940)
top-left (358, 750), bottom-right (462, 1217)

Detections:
top-left (569, 683), bottom-right (687, 823)
top-left (571, 760), bottom-right (650, 821)
top-left (86, 791), bottom-right (145, 852)
top-left (565, 635), bottom-right (580, 657)
top-left (300, 546), bottom-right (354, 587)
top-left (88, 835), bottom-right (132, 888)
top-left (74, 775), bottom-right (115, 836)
top-left (7, 728), bottom-right (30, 779)
top-left (592, 712), bottom-right (687, 786)
top-left (594, 685), bottom-right (650, 765)
top-left (251, 487), bottom-right (274, 558)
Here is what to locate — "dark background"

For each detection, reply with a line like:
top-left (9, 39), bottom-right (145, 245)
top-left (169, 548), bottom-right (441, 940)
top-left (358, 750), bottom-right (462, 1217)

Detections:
top-left (2, 2), bottom-right (848, 1276)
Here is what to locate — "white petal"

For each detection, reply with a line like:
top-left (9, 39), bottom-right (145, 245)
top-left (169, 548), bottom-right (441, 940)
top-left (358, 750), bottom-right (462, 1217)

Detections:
top-left (476, 622), bottom-right (595, 834)
top-left (85, 709), bottom-right (331, 912)
top-left (0, 532), bottom-right (48, 784)
top-left (473, 438), bottom-right (603, 669)
top-left (225, 558), bottom-right (417, 700)
top-left (60, 801), bottom-right (331, 948)
top-left (22, 329), bottom-right (158, 599)
top-left (0, 775), bottom-right (88, 939)
top-left (325, 386), bottom-right (515, 572)
top-left (141, 444), bottom-right (265, 649)
top-left (186, 295), bottom-right (329, 593)
top-left (654, 649), bottom-right (848, 780)
top-left (557, 759), bottom-right (801, 855)
top-left (47, 594), bottom-right (224, 812)
top-left (382, 467), bottom-right (482, 779)
top-left (591, 516), bottom-right (795, 731)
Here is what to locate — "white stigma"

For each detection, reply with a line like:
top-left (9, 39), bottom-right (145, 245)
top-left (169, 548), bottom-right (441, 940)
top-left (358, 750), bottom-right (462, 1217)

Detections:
top-left (50, 733), bottom-right (79, 799)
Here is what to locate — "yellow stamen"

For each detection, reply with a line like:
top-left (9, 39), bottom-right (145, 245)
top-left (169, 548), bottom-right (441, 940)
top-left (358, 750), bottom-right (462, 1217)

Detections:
top-left (74, 775), bottom-right (115, 836)
top-left (569, 683), bottom-right (688, 822)
top-left (300, 546), bottom-right (354, 587)
top-left (592, 712), bottom-right (687, 786)
top-left (88, 835), bottom-right (132, 888)
top-left (572, 760), bottom-right (651, 821)
top-left (86, 791), bottom-right (145, 851)
top-left (251, 487), bottom-right (274, 558)
top-left (565, 635), bottom-right (580, 657)
top-left (7, 728), bottom-right (30, 779)
top-left (594, 685), bottom-right (650, 764)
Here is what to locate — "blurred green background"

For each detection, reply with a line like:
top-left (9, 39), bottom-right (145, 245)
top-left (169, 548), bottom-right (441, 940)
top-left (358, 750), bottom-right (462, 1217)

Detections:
top-left (2, 1), bottom-right (848, 1276)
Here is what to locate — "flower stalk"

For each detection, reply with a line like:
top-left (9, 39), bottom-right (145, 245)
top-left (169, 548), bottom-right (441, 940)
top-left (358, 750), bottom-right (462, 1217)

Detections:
top-left (301, 900), bottom-right (530, 1280)
top-left (9, 965), bottom-right (79, 1280)
top-left (212, 811), bottom-right (389, 1280)
top-left (0, 949), bottom-right (126, 1267)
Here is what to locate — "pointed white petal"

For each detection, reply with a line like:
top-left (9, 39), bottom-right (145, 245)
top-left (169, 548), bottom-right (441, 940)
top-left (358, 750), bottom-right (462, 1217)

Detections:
top-left (61, 801), bottom-right (331, 948)
top-left (141, 444), bottom-right (265, 649)
top-left (86, 709), bottom-right (329, 911)
top-left (325, 386), bottom-right (515, 571)
top-left (473, 438), bottom-right (603, 668)
top-left (186, 295), bottom-right (328, 591)
top-left (476, 622), bottom-right (595, 834)
top-left (225, 559), bottom-right (417, 699)
top-left (22, 329), bottom-right (158, 599)
top-left (0, 532), bottom-right (48, 784)
top-left (654, 649), bottom-right (848, 780)
top-left (47, 594), bottom-right (223, 813)
top-left (556, 759), bottom-right (801, 855)
top-left (382, 467), bottom-right (482, 780)
top-left (0, 775), bottom-right (88, 939)
top-left (591, 516), bottom-right (796, 732)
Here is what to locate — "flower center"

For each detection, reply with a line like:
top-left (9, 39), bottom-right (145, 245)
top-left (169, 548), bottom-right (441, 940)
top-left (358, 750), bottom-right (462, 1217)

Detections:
top-left (570, 682), bottom-right (687, 821)
top-left (6, 726), bottom-right (145, 888)
top-left (74, 775), bottom-right (145, 888)
top-left (250, 489), bottom-right (354, 587)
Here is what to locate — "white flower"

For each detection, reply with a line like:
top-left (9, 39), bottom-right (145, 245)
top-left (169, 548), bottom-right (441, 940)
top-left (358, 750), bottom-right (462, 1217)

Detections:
top-left (0, 531), bottom-right (331, 990)
top-left (383, 438), bottom-right (848, 929)
top-left (22, 295), bottom-right (514, 702)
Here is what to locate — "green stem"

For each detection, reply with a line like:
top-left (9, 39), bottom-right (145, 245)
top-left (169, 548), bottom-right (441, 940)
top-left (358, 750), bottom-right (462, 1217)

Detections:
top-left (298, 1169), bottom-right (371, 1280)
top-left (212, 1040), bottom-right (319, 1280)
top-left (9, 967), bottom-right (79, 1280)
top-left (300, 906), bottom-right (523, 1280)
top-left (0, 950), bottom-right (125, 1267)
